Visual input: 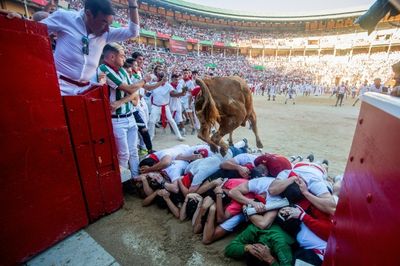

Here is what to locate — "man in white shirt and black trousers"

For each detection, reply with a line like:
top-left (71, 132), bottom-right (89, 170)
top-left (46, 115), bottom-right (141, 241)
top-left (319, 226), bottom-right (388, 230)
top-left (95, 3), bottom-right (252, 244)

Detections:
top-left (42, 0), bottom-right (140, 96)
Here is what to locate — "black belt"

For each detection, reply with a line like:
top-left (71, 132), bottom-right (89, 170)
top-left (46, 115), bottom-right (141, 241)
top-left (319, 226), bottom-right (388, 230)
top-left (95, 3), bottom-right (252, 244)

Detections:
top-left (112, 113), bottom-right (133, 119)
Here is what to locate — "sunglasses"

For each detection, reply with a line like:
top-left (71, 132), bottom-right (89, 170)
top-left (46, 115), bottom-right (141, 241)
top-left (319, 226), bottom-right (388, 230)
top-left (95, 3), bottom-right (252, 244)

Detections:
top-left (82, 36), bottom-right (89, 55)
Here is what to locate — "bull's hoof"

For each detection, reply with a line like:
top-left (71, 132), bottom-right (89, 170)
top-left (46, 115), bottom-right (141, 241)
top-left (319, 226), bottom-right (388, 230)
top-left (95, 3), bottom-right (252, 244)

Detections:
top-left (256, 141), bottom-right (264, 149)
top-left (210, 144), bottom-right (219, 153)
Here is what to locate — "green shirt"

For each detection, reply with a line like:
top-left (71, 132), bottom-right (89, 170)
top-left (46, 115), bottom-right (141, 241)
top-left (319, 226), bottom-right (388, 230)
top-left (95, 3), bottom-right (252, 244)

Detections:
top-left (225, 224), bottom-right (294, 266)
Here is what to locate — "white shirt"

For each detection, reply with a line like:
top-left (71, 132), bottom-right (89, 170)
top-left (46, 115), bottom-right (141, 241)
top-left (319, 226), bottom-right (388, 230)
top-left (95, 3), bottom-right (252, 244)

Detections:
top-left (169, 84), bottom-right (182, 111)
top-left (277, 163), bottom-right (329, 197)
top-left (370, 84), bottom-right (383, 93)
top-left (151, 83), bottom-right (173, 106)
top-left (232, 153), bottom-right (257, 166)
top-left (178, 144), bottom-right (214, 158)
top-left (248, 177), bottom-right (281, 200)
top-left (42, 9), bottom-right (139, 95)
top-left (178, 79), bottom-right (195, 104)
top-left (154, 144), bottom-right (190, 161)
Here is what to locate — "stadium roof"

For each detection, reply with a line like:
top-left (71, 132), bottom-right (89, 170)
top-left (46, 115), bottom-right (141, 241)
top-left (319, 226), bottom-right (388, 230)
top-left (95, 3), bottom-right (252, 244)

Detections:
top-left (161, 0), bottom-right (374, 21)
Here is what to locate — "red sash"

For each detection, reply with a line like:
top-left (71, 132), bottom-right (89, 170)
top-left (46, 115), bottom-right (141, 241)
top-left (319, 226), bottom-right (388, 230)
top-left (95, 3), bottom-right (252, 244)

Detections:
top-left (151, 96), bottom-right (168, 129)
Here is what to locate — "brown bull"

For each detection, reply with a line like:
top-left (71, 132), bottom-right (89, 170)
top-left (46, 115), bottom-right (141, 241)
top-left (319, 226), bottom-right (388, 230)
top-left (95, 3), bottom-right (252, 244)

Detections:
top-left (195, 76), bottom-right (263, 155)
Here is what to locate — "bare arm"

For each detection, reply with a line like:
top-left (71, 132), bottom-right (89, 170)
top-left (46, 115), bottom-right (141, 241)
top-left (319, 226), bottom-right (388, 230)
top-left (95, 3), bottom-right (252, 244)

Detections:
top-left (127, 0), bottom-right (139, 25)
top-left (178, 179), bottom-right (189, 197)
top-left (304, 191), bottom-right (336, 216)
top-left (295, 177), bottom-right (337, 215)
top-left (110, 93), bottom-right (137, 112)
top-left (229, 182), bottom-right (266, 213)
top-left (268, 177), bottom-right (296, 196)
top-left (162, 194), bottom-right (180, 218)
top-left (142, 190), bottom-right (159, 206)
top-left (141, 156), bottom-right (172, 173)
top-left (118, 80), bottom-right (146, 94)
top-left (143, 79), bottom-right (165, 91)
top-left (141, 176), bottom-right (154, 196)
top-left (196, 179), bottom-right (223, 195)
top-left (220, 159), bottom-right (250, 178)
top-left (249, 210), bottom-right (278, 230)
top-left (164, 180), bottom-right (179, 194)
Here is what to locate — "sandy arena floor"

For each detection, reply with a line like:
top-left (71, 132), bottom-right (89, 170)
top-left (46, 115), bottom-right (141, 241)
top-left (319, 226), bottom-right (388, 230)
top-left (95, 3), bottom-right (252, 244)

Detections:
top-left (86, 94), bottom-right (361, 266)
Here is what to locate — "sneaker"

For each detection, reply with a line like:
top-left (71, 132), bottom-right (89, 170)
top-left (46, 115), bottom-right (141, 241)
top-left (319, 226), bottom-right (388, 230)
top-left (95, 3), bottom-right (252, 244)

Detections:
top-left (177, 136), bottom-right (185, 142)
top-left (296, 155), bottom-right (303, 162)
top-left (306, 153), bottom-right (314, 162)
top-left (322, 159), bottom-right (329, 166)
top-left (181, 128), bottom-right (186, 136)
top-left (290, 156), bottom-right (297, 163)
top-left (139, 149), bottom-right (148, 156)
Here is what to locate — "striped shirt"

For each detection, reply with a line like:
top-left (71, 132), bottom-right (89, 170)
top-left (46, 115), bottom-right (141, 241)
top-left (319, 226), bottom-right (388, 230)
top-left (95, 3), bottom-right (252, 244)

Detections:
top-left (98, 64), bottom-right (133, 115)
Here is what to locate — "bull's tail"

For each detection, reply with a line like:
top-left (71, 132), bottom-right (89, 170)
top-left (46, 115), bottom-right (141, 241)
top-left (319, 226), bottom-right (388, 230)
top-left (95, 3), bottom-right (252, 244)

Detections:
top-left (196, 78), bottom-right (220, 125)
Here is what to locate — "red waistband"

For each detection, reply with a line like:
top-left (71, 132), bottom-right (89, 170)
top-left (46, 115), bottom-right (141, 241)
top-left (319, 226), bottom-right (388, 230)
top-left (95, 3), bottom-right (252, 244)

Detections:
top-left (294, 162), bottom-right (326, 175)
top-left (150, 96), bottom-right (168, 107)
top-left (59, 75), bottom-right (90, 87)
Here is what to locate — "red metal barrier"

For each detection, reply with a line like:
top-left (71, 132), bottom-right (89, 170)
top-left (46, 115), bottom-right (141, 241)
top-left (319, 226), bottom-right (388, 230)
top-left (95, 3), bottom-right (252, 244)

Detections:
top-left (324, 93), bottom-right (400, 265)
top-left (0, 16), bottom-right (88, 265)
top-left (63, 86), bottom-right (124, 222)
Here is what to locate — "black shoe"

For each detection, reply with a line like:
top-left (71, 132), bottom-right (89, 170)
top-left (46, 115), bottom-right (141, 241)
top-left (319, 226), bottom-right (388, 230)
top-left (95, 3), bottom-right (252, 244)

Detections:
top-left (322, 159), bottom-right (329, 166)
top-left (306, 153), bottom-right (314, 162)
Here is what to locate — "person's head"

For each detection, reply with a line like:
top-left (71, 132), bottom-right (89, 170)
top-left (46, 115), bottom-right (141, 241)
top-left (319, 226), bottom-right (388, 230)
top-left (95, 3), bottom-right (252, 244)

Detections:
top-left (153, 65), bottom-right (165, 80)
top-left (254, 154), bottom-right (292, 177)
top-left (139, 157), bottom-right (158, 168)
top-left (182, 68), bottom-right (191, 79)
top-left (171, 74), bottom-right (179, 84)
top-left (123, 62), bottom-right (132, 76)
top-left (194, 148), bottom-right (208, 158)
top-left (132, 51), bottom-right (144, 67)
top-left (192, 70), bottom-right (199, 79)
top-left (32, 11), bottom-right (49, 21)
top-left (102, 43), bottom-right (125, 69)
top-left (364, 80), bottom-right (368, 85)
top-left (84, 0), bottom-right (115, 36)
top-left (44, 0), bottom-right (57, 13)
top-left (185, 198), bottom-right (199, 219)
top-left (374, 78), bottom-right (381, 87)
top-left (251, 164), bottom-right (269, 179)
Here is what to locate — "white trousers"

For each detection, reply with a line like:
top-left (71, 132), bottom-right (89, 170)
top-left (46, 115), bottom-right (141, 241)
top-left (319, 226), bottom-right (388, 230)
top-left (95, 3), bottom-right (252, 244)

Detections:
top-left (112, 116), bottom-right (139, 177)
top-left (148, 104), bottom-right (182, 140)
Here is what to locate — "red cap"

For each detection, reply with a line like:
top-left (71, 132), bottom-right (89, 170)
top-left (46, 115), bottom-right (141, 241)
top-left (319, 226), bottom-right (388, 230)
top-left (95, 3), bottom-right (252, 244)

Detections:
top-left (197, 148), bottom-right (209, 158)
top-left (254, 154), bottom-right (292, 177)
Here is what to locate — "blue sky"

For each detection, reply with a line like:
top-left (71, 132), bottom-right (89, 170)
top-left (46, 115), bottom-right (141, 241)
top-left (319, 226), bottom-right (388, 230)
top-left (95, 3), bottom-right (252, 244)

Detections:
top-left (183, 0), bottom-right (375, 15)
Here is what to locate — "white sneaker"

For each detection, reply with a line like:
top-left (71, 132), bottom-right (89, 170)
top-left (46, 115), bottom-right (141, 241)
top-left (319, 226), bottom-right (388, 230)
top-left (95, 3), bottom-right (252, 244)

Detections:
top-left (177, 136), bottom-right (185, 142)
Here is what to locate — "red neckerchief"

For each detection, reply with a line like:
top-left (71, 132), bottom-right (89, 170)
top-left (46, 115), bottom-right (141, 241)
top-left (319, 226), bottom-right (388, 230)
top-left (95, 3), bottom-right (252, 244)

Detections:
top-left (171, 82), bottom-right (178, 89)
top-left (104, 62), bottom-right (120, 74)
top-left (183, 77), bottom-right (191, 82)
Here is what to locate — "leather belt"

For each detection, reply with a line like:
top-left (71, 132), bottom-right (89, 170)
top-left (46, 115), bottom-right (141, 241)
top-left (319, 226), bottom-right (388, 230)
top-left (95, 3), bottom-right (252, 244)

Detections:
top-left (112, 113), bottom-right (133, 119)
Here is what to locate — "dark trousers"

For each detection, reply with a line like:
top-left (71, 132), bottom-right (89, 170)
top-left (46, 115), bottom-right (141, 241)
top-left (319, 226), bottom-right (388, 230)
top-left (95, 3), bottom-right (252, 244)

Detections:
top-left (133, 111), bottom-right (152, 151)
top-left (335, 93), bottom-right (344, 106)
top-left (294, 248), bottom-right (322, 266)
